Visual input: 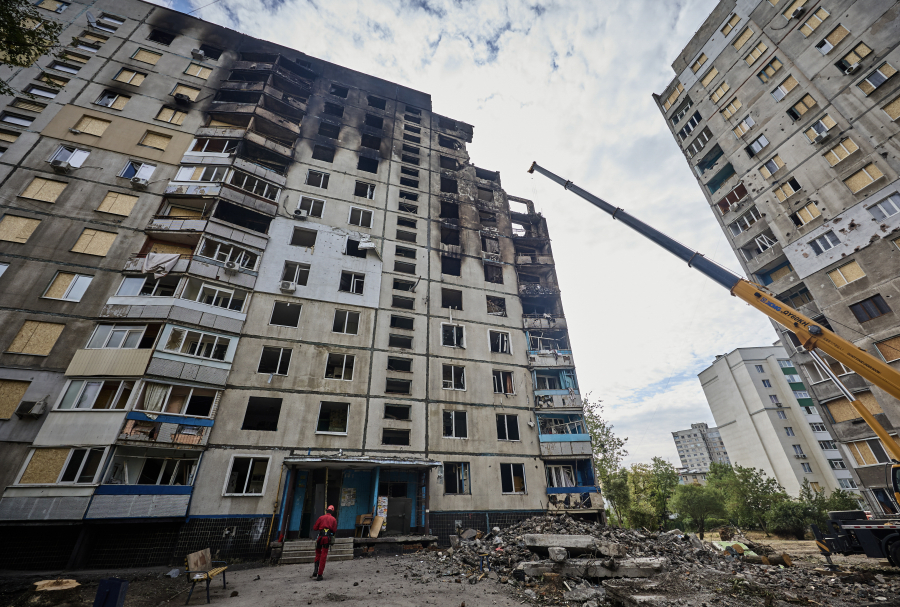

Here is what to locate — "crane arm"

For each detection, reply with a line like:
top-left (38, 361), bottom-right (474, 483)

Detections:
top-left (529, 161), bottom-right (900, 463)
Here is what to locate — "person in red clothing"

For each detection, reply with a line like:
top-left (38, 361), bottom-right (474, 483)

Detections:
top-left (311, 505), bottom-right (337, 581)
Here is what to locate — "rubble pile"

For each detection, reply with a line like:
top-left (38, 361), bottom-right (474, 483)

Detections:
top-left (419, 514), bottom-right (900, 606)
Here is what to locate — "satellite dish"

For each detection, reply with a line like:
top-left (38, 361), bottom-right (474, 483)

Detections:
top-left (86, 11), bottom-right (97, 26)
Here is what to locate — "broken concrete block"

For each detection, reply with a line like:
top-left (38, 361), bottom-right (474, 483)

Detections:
top-left (461, 529), bottom-right (478, 540)
top-left (449, 536), bottom-right (461, 549)
top-left (518, 557), bottom-right (666, 579)
top-left (563, 587), bottom-right (606, 602)
top-left (547, 547), bottom-right (567, 562)
top-left (598, 541), bottom-right (628, 557)
top-left (525, 534), bottom-right (596, 555)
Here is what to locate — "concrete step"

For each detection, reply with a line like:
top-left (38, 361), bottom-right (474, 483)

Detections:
top-left (282, 548), bottom-right (354, 558)
top-left (280, 553), bottom-right (354, 565)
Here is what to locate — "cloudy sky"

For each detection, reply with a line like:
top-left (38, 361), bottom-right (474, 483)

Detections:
top-left (158, 0), bottom-right (777, 466)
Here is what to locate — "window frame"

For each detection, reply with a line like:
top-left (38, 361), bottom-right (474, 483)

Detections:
top-left (348, 206), bottom-right (374, 228)
top-left (442, 365), bottom-right (466, 391)
top-left (269, 301), bottom-right (301, 328)
top-left (222, 454), bottom-right (271, 496)
top-left (440, 322), bottom-right (465, 348)
top-left (163, 327), bottom-right (231, 362)
top-left (257, 346), bottom-right (292, 376)
top-left (496, 414), bottom-right (520, 441)
top-left (338, 271), bottom-right (365, 295)
top-left (324, 353), bottom-right (355, 381)
top-left (443, 461), bottom-right (470, 495)
top-left (332, 309), bottom-right (360, 335)
top-left (315, 401), bottom-right (350, 435)
top-left (492, 370), bottom-right (516, 395)
top-left (499, 462), bottom-right (527, 494)
top-left (41, 271), bottom-right (93, 301)
top-left (489, 330), bottom-right (512, 354)
top-left (55, 379), bottom-right (134, 411)
top-left (442, 410), bottom-right (468, 439)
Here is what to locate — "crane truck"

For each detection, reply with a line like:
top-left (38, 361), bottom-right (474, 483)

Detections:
top-left (528, 161), bottom-right (900, 566)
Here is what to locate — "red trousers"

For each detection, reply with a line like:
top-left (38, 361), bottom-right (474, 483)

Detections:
top-left (314, 545), bottom-right (329, 574)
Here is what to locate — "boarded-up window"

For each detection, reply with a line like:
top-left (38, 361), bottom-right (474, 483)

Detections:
top-left (8, 321), bottom-right (65, 355)
top-left (859, 63), bottom-right (898, 96)
top-left (824, 25), bottom-right (849, 48)
top-left (0, 215), bottom-right (40, 243)
top-left (173, 84), bottom-right (201, 101)
top-left (803, 114), bottom-right (836, 140)
top-left (759, 154), bottom-right (784, 179)
top-left (721, 14), bottom-right (740, 36)
top-left (733, 27), bottom-right (754, 51)
top-left (690, 54), bottom-right (707, 73)
top-left (97, 191), bottom-right (138, 216)
top-left (780, 75), bottom-right (798, 94)
top-left (844, 163), bottom-right (884, 193)
top-left (883, 95), bottom-right (900, 121)
top-left (875, 335), bottom-right (900, 362)
top-left (662, 82), bottom-right (684, 111)
top-left (825, 391), bottom-right (882, 423)
top-left (132, 48), bottom-right (161, 64)
top-left (21, 177), bottom-right (66, 202)
top-left (12, 98), bottom-right (47, 112)
top-left (791, 201), bottom-right (821, 226)
top-left (71, 228), bottom-right (116, 256)
top-left (828, 260), bottom-right (865, 288)
top-left (185, 63), bottom-right (212, 79)
top-left (140, 131), bottom-right (172, 150)
top-left (823, 138), bottom-right (859, 166)
top-left (37, 0), bottom-right (67, 11)
top-left (155, 106), bottom-right (187, 125)
top-left (847, 438), bottom-right (892, 466)
top-left (0, 379), bottom-right (30, 420)
top-left (114, 69), bottom-right (146, 85)
top-left (800, 8), bottom-right (829, 36)
top-left (791, 94), bottom-right (816, 118)
top-left (19, 448), bottom-right (70, 484)
top-left (710, 82), bottom-right (730, 103)
top-left (0, 130), bottom-right (20, 143)
top-left (744, 41), bottom-right (767, 66)
top-left (721, 98), bottom-right (742, 119)
top-left (74, 115), bottom-right (111, 136)
top-left (781, 0), bottom-right (805, 17)
top-left (701, 67), bottom-right (718, 87)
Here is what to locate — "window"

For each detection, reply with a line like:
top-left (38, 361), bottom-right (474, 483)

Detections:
top-left (442, 365), bottom-right (465, 391)
top-left (396, 230), bottom-right (416, 244)
top-left (317, 402), bottom-right (349, 433)
top-left (670, 98), bottom-right (694, 126)
top-left (700, 67), bottom-right (719, 88)
top-left (847, 438), bottom-right (891, 466)
top-left (367, 96), bottom-right (386, 110)
top-left (785, 427), bottom-right (795, 436)
top-left (819, 440), bottom-right (837, 450)
top-left (11, 97), bottom-right (47, 113)
top-left (37, 0), bottom-right (69, 12)
top-left (197, 238), bottom-right (258, 270)
top-left (387, 357), bottom-right (412, 373)
top-left (43, 272), bottom-right (93, 301)
top-left (823, 138), bottom-right (859, 166)
top-left (860, 63), bottom-right (898, 96)
top-left (382, 428), bottom-right (410, 446)
top-left (185, 63), bottom-right (213, 79)
top-left (385, 378), bottom-right (412, 394)
top-left (384, 404), bottom-right (411, 421)
top-left (755, 364), bottom-right (764, 374)
top-left (147, 29), bottom-right (176, 44)
top-left (721, 98), bottom-right (742, 119)
top-left (496, 414), bottom-right (520, 441)
top-left (800, 7), bottom-right (829, 36)
top-left (677, 111), bottom-right (701, 142)
top-left (776, 410), bottom-right (787, 419)
top-left (441, 256), bottom-right (461, 277)
top-left (96, 13), bottom-right (125, 31)
top-left (57, 380), bottom-right (133, 410)
top-left (774, 177), bottom-right (801, 202)
top-left (339, 271), bottom-right (365, 295)
top-left (333, 310), bottom-right (360, 334)
top-left (71, 229), bottom-right (116, 256)
top-left (224, 456), bottom-right (269, 495)
top-left (365, 114), bottom-right (384, 129)
top-left (289, 227), bottom-right (317, 248)
top-left (837, 42), bottom-right (872, 71)
top-left (492, 370), bottom-right (515, 394)
top-left (849, 294), bottom-right (891, 323)
top-left (746, 134), bottom-right (769, 156)
top-left (441, 323), bottom-right (465, 348)
top-left (790, 202), bottom-right (821, 227)
top-left (793, 391), bottom-right (810, 399)
top-left (721, 13), bottom-right (740, 36)
top-left (829, 459), bottom-right (846, 470)
top-left (757, 57), bottom-right (783, 83)
top-left (291, 197), bottom-right (325, 220)
top-left (133, 48), bottom-right (162, 65)
top-left (816, 25), bottom-right (849, 55)
top-left (346, 238), bottom-right (368, 259)
top-left (312, 145), bottom-right (335, 162)
top-left (844, 164), bottom-right (884, 193)
top-left (801, 463), bottom-right (813, 473)
top-left (690, 54), bottom-right (707, 73)
top-left (184, 281), bottom-right (247, 312)
top-left (759, 155), bottom-right (784, 179)
top-left (444, 462), bottom-right (469, 494)
top-left (281, 262), bottom-right (309, 286)
top-left (662, 82), bottom-right (684, 112)
top-left (500, 463), bottom-right (526, 494)
top-left (175, 166), bottom-right (228, 183)
top-left (489, 330), bottom-right (511, 354)
top-left (399, 201), bottom-right (418, 214)
top-left (483, 264), bottom-right (503, 284)
top-left (324, 354), bottom-right (354, 380)
top-left (120, 161), bottom-right (155, 180)
top-left (809, 423), bottom-right (827, 432)
top-left (838, 478), bottom-right (857, 489)
top-left (744, 41), bottom-right (767, 66)
top-left (357, 156), bottom-right (378, 173)
top-left (306, 170), bottom-right (329, 189)
top-left (792, 445), bottom-right (804, 456)
top-left (114, 68), bottom-right (146, 86)
top-left (804, 115), bottom-right (835, 141)
top-left (257, 346), bottom-right (291, 375)
top-left (155, 106), bottom-right (187, 125)
top-left (239, 397), bottom-right (282, 432)
top-left (270, 301), bottom-right (301, 328)
top-left (0, 214), bottom-right (40, 243)
top-left (49, 60), bottom-right (82, 74)
top-left (828, 261), bottom-right (865, 288)
top-left (442, 288), bottom-right (463, 310)
top-left (140, 131), bottom-right (172, 151)
top-left (787, 94), bottom-right (817, 121)
top-left (351, 181), bottom-right (376, 201)
top-left (348, 207), bottom-right (373, 228)
top-left (229, 170), bottom-right (280, 201)
top-left (394, 261), bottom-right (416, 275)
top-left (116, 275), bottom-right (178, 297)
top-left (392, 295), bottom-right (414, 310)
top-left (771, 75), bottom-right (798, 101)
top-left (443, 410), bottom-right (467, 437)
top-left (84, 324), bottom-right (145, 350)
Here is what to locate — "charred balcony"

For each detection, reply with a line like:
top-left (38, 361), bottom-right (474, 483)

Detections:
top-left (518, 267), bottom-right (560, 298)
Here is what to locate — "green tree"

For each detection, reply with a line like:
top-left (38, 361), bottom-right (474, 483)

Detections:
top-left (767, 500), bottom-right (812, 540)
top-left (603, 468), bottom-right (631, 526)
top-left (707, 463), bottom-right (787, 534)
top-left (583, 396), bottom-right (629, 522)
top-left (1, 0), bottom-right (66, 97)
top-left (798, 479), bottom-right (861, 530)
top-left (648, 457), bottom-right (679, 529)
top-left (669, 483), bottom-right (725, 539)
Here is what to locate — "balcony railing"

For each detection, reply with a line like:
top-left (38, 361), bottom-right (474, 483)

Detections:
top-left (118, 411), bottom-right (213, 446)
top-left (146, 216), bottom-right (209, 232)
top-left (534, 391), bottom-right (581, 409)
top-left (546, 490), bottom-right (601, 512)
top-left (523, 315), bottom-right (566, 330)
top-left (519, 284), bottom-right (561, 297)
top-left (515, 254), bottom-right (554, 265)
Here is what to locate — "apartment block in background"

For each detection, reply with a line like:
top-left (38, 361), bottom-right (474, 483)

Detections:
top-left (672, 422), bottom-right (731, 473)
top-left (656, 0), bottom-right (900, 514)
top-left (0, 0), bottom-right (597, 569)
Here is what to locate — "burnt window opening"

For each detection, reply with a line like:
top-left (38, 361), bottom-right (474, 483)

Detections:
top-left (486, 295), bottom-right (507, 316)
top-left (354, 181), bottom-right (375, 199)
top-left (384, 404), bottom-right (411, 419)
top-left (312, 145), bottom-right (335, 162)
top-left (440, 225), bottom-right (460, 246)
top-left (395, 246), bottom-right (416, 259)
top-left (358, 156), bottom-right (378, 173)
top-left (405, 106), bottom-right (421, 115)
top-left (529, 329), bottom-right (569, 351)
top-left (270, 301), bottom-right (301, 327)
top-left (441, 256), bottom-right (461, 276)
top-left (396, 230), bottom-right (416, 243)
top-left (213, 201), bottom-right (271, 234)
top-left (402, 144), bottom-right (419, 155)
top-left (400, 166), bottom-right (419, 177)
top-left (382, 428), bottom-right (410, 445)
top-left (404, 124), bottom-right (421, 134)
top-left (399, 202), bottom-right (418, 214)
top-left (440, 200), bottom-right (459, 219)
top-left (367, 95), bottom-right (386, 110)
top-left (227, 70), bottom-right (268, 82)
top-left (329, 84), bottom-right (349, 98)
top-left (214, 91), bottom-right (261, 104)
top-left (322, 102), bottom-right (344, 118)
top-left (440, 156), bottom-right (460, 170)
top-left (442, 288), bottom-right (463, 310)
top-left (242, 141), bottom-right (289, 175)
top-left (393, 279), bottom-right (415, 291)
top-left (397, 217), bottom-right (417, 228)
top-left (440, 177), bottom-right (458, 194)
top-left (394, 261), bottom-right (416, 274)
top-left (475, 167), bottom-right (498, 182)
top-left (518, 273), bottom-right (540, 284)
top-left (392, 295), bottom-right (414, 310)
top-left (198, 44), bottom-right (222, 60)
top-left (479, 211), bottom-right (497, 226)
top-left (147, 29), bottom-right (176, 45)
top-left (439, 117), bottom-right (456, 130)
top-left (390, 315), bottom-right (414, 330)
top-left (403, 134), bottom-right (421, 144)
top-left (345, 239), bottom-right (367, 258)
top-left (401, 154), bottom-right (420, 165)
top-left (241, 397), bottom-right (282, 431)
top-left (365, 114), bottom-right (384, 129)
top-left (240, 53), bottom-right (278, 63)
top-left (361, 134), bottom-right (381, 150)
top-left (399, 191), bottom-right (419, 202)
top-left (482, 236), bottom-right (500, 254)
top-left (306, 170), bottom-right (330, 188)
top-left (523, 301), bottom-right (551, 316)
top-left (384, 381), bottom-right (412, 397)
top-left (389, 334), bottom-right (413, 349)
top-left (290, 227), bottom-right (318, 247)
top-left (387, 357), bottom-right (412, 373)
top-left (438, 135), bottom-right (460, 150)
top-left (476, 187), bottom-right (493, 202)
top-left (400, 177), bottom-right (419, 188)
top-left (484, 264), bottom-right (503, 284)
top-left (318, 121), bottom-right (340, 138)
top-left (404, 114), bottom-right (421, 124)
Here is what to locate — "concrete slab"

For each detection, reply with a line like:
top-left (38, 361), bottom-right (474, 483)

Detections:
top-left (517, 557), bottom-right (666, 579)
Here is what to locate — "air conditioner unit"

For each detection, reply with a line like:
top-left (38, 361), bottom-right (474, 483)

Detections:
top-left (293, 208), bottom-right (308, 220)
top-left (794, 454), bottom-right (807, 459)
top-left (131, 177), bottom-right (149, 190)
top-left (51, 159), bottom-right (71, 173)
top-left (15, 400), bottom-right (46, 419)
top-left (813, 132), bottom-right (830, 145)
top-left (191, 49), bottom-right (206, 60)
top-left (174, 93), bottom-right (193, 104)
top-left (280, 280), bottom-right (297, 293)
top-left (69, 128), bottom-right (83, 135)
top-left (224, 260), bottom-right (238, 273)
top-left (790, 7), bottom-right (805, 19)
top-left (844, 63), bottom-right (861, 75)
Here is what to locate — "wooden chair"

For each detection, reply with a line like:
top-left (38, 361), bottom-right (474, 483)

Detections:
top-left (184, 548), bottom-right (227, 604)
top-left (355, 514), bottom-right (374, 537)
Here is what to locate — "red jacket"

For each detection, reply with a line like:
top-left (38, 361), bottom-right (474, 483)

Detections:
top-left (314, 513), bottom-right (337, 532)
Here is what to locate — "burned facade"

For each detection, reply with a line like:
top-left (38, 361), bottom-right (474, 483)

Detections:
top-left (0, 0), bottom-right (597, 568)
top-left (656, 0), bottom-right (900, 513)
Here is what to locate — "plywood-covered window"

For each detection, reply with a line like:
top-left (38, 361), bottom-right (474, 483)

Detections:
top-left (690, 54), bottom-right (707, 73)
top-left (12, 98), bottom-right (47, 112)
top-left (844, 163), bottom-right (884, 193)
top-left (700, 67), bottom-right (718, 87)
top-left (95, 90), bottom-right (130, 110)
top-left (858, 63), bottom-right (897, 96)
top-left (662, 82), bottom-right (684, 112)
top-left (18, 448), bottom-right (71, 484)
top-left (800, 7), bottom-right (829, 36)
top-left (744, 41), bottom-right (767, 66)
top-left (114, 68), bottom-right (146, 86)
top-left (788, 94), bottom-right (816, 120)
top-left (875, 335), bottom-right (900, 363)
top-left (0, 215), bottom-right (40, 243)
top-left (20, 177), bottom-right (66, 202)
top-left (132, 48), bottom-right (162, 65)
top-left (816, 24), bottom-right (849, 54)
top-left (721, 98), bottom-right (742, 119)
top-left (781, 0), bottom-right (805, 17)
top-left (43, 272), bottom-right (93, 301)
top-left (774, 177), bottom-right (801, 202)
top-left (0, 380), bottom-right (30, 420)
top-left (74, 115), bottom-right (111, 136)
top-left (71, 228), bottom-right (116, 256)
top-left (172, 84), bottom-right (201, 101)
top-left (8, 321), bottom-right (65, 355)
top-left (827, 260), bottom-right (865, 288)
top-left (790, 201), bottom-right (821, 226)
top-left (733, 27), bottom-right (754, 51)
top-left (757, 57), bottom-right (783, 83)
top-left (710, 82), bottom-right (730, 103)
top-left (846, 436), bottom-right (895, 466)
top-left (823, 138), bottom-right (859, 166)
top-left (97, 191), bottom-right (138, 216)
top-left (771, 75), bottom-right (798, 101)
top-left (184, 63), bottom-right (212, 79)
top-left (140, 131), bottom-right (172, 150)
top-left (759, 154), bottom-right (784, 179)
top-left (155, 106), bottom-right (187, 125)
top-left (804, 114), bottom-right (836, 141)
top-left (721, 14), bottom-right (740, 36)
top-left (0, 130), bottom-right (20, 143)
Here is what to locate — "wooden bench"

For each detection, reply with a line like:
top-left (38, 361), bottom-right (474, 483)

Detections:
top-left (184, 548), bottom-right (227, 604)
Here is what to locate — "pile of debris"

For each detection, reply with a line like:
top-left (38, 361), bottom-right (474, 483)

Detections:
top-left (421, 514), bottom-right (900, 606)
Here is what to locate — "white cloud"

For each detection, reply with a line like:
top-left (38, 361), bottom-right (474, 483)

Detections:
top-left (182, 0), bottom-right (777, 466)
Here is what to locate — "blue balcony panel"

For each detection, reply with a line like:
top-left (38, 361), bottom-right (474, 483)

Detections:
top-left (546, 486), bottom-right (600, 494)
top-left (539, 433), bottom-right (591, 443)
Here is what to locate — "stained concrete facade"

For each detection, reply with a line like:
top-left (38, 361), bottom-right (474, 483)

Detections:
top-left (671, 422), bottom-right (731, 472)
top-left (0, 0), bottom-right (597, 568)
top-left (656, 0), bottom-right (900, 513)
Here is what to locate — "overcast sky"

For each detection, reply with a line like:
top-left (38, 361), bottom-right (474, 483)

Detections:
top-left (158, 0), bottom-right (777, 467)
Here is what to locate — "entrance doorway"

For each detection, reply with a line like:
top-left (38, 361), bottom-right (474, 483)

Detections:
top-left (300, 468), bottom-right (343, 538)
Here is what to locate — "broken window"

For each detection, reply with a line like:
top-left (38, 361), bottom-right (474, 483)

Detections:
top-left (225, 457), bottom-right (269, 495)
top-left (479, 211), bottom-right (497, 226)
top-left (324, 354), bottom-right (354, 380)
top-left (322, 102), bottom-right (344, 117)
top-left (394, 246), bottom-right (415, 260)
top-left (397, 217), bottom-right (416, 230)
top-left (318, 121), bottom-right (340, 138)
top-left (486, 296), bottom-right (507, 317)
top-left (400, 177), bottom-right (418, 188)
top-left (537, 413), bottom-right (586, 435)
top-left (481, 237), bottom-right (500, 255)
top-left (116, 275), bottom-right (179, 297)
top-left (339, 271), bottom-right (365, 294)
top-left (404, 125), bottom-right (421, 135)
top-left (496, 414), bottom-right (520, 441)
top-left (332, 310), bottom-right (360, 334)
top-left (387, 357), bottom-right (412, 373)
top-left (444, 462), bottom-right (469, 494)
top-left (198, 238), bottom-right (259, 270)
top-left (483, 264), bottom-right (503, 284)
top-left (546, 465), bottom-right (576, 489)
top-left (394, 279), bottom-right (415, 291)
top-left (390, 315), bottom-right (414, 330)
top-left (312, 145), bottom-right (335, 162)
top-left (329, 84), bottom-right (349, 98)
top-left (489, 331), bottom-right (511, 354)
top-left (399, 191), bottom-right (418, 201)
top-left (317, 402), bottom-right (349, 433)
top-left (348, 207), bottom-right (373, 228)
top-left (361, 134), bottom-right (381, 150)
top-left (399, 202), bottom-right (418, 214)
top-left (442, 288), bottom-right (462, 310)
top-left (147, 29), bottom-right (175, 45)
top-left (402, 144), bottom-right (419, 155)
top-left (388, 334), bottom-right (413, 349)
top-left (258, 346), bottom-right (291, 375)
top-left (440, 200), bottom-right (459, 219)
top-left (476, 187), bottom-right (493, 202)
top-left (440, 225), bottom-right (460, 246)
top-left (164, 328), bottom-right (230, 360)
top-left (384, 405), bottom-right (411, 421)
top-left (529, 330), bottom-right (570, 351)
top-left (346, 239), bottom-right (368, 258)
top-left (402, 154), bottom-right (419, 165)
top-left (438, 135), bottom-right (460, 149)
top-left (354, 181), bottom-right (375, 199)
top-left (492, 370), bottom-right (515, 394)
top-left (270, 301), bottom-right (301, 327)
top-left (229, 170), bottom-right (281, 200)
top-left (365, 114), bottom-right (384, 129)
top-left (133, 383), bottom-right (217, 417)
top-left (518, 273), bottom-right (540, 284)
top-left (440, 156), bottom-right (459, 170)
top-left (213, 200), bottom-right (273, 233)
top-left (105, 455), bottom-right (197, 486)
top-left (385, 379), bottom-right (412, 395)
top-left (358, 156), bottom-right (378, 173)
top-left (441, 256), bottom-right (461, 276)
top-left (396, 230), bottom-right (417, 243)
top-left (120, 160), bottom-right (155, 180)
top-left (443, 409), bottom-right (467, 436)
top-left (297, 196), bottom-right (325, 217)
top-left (392, 295), bottom-right (414, 310)
top-left (382, 428), bottom-right (410, 445)
top-left (400, 166), bottom-right (418, 178)
top-left (57, 380), bottom-right (134, 410)
top-left (442, 323), bottom-right (465, 348)
top-left (281, 262), bottom-right (310, 285)
top-left (442, 366), bottom-right (466, 392)
top-left (306, 170), bottom-right (330, 189)
top-left (199, 44), bottom-right (222, 60)
top-left (367, 96), bottom-right (386, 110)
top-left (440, 177), bottom-right (458, 194)
top-left (241, 397), bottom-right (282, 431)
top-left (189, 138), bottom-right (238, 154)
top-left (500, 463), bottom-right (526, 494)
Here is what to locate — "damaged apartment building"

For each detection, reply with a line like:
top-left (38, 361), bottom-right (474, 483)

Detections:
top-left (655, 0), bottom-right (900, 514)
top-left (0, 0), bottom-right (598, 569)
